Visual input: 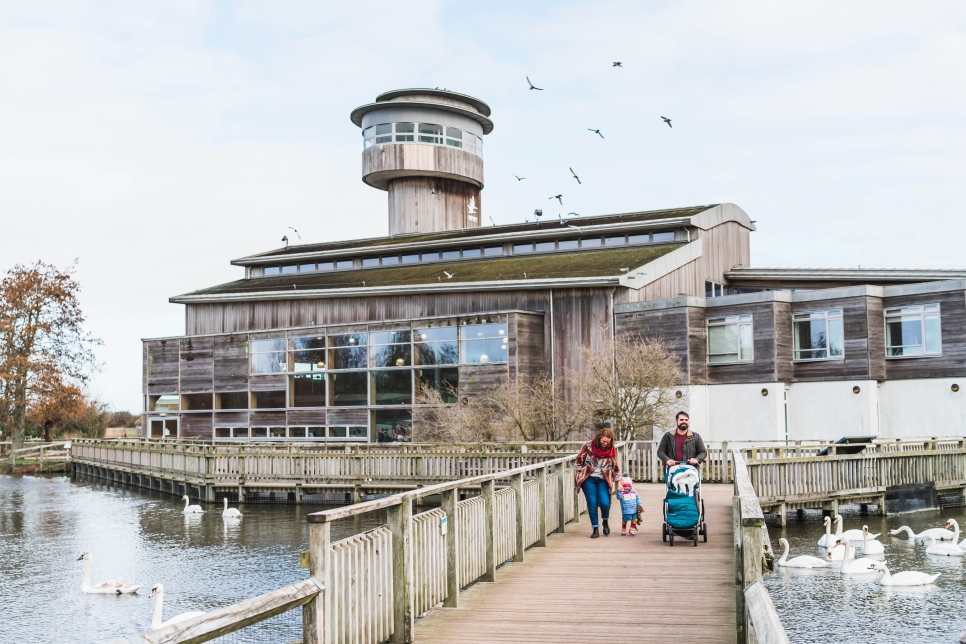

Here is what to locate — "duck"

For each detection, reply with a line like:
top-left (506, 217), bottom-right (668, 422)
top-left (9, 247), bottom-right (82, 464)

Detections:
top-left (925, 534), bottom-right (965, 557)
top-left (825, 538), bottom-right (856, 561)
top-left (889, 524), bottom-right (955, 541)
top-left (181, 495), bottom-right (205, 514)
top-left (835, 537), bottom-right (880, 574)
top-left (861, 526), bottom-right (885, 555)
top-left (834, 514), bottom-right (880, 542)
top-left (867, 560), bottom-right (939, 586)
top-left (150, 584), bottom-right (207, 629)
top-left (221, 497), bottom-right (242, 519)
top-left (776, 538), bottom-right (830, 568)
top-left (818, 515), bottom-right (834, 547)
top-left (77, 552), bottom-right (140, 594)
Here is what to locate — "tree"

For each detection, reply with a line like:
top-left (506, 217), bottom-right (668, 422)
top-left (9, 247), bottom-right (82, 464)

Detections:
top-left (412, 385), bottom-right (498, 443)
top-left (579, 335), bottom-right (684, 441)
top-left (0, 261), bottom-right (101, 458)
top-left (26, 373), bottom-right (86, 442)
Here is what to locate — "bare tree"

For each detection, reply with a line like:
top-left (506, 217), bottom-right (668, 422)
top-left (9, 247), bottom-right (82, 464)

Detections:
top-left (579, 335), bottom-right (684, 440)
top-left (412, 385), bottom-right (499, 443)
top-left (487, 372), bottom-right (591, 442)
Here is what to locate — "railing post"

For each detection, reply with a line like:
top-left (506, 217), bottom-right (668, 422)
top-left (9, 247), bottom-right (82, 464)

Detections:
top-left (722, 441), bottom-right (730, 483)
top-left (388, 495), bottom-right (414, 643)
top-left (651, 440), bottom-right (659, 483)
top-left (511, 471), bottom-right (525, 562)
top-left (305, 521), bottom-right (330, 644)
top-left (442, 487), bottom-right (460, 607)
top-left (481, 480), bottom-right (496, 582)
top-left (536, 466), bottom-right (548, 547)
top-left (553, 462), bottom-right (566, 533)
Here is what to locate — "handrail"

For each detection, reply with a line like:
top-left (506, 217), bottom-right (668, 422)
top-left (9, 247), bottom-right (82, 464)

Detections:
top-left (744, 581), bottom-right (790, 644)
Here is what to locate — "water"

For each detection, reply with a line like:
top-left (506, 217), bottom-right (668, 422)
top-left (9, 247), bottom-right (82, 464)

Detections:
top-left (766, 507), bottom-right (966, 644)
top-left (0, 473), bottom-right (387, 643)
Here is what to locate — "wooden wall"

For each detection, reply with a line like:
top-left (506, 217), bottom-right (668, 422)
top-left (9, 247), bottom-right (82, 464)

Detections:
top-left (508, 312), bottom-right (547, 384)
top-left (791, 296), bottom-right (877, 382)
top-left (704, 301), bottom-right (782, 385)
top-left (179, 337), bottom-right (213, 393)
top-left (213, 335), bottom-right (249, 392)
top-left (615, 306), bottom-right (691, 379)
top-left (387, 177), bottom-right (482, 236)
top-left (147, 340), bottom-right (179, 394)
top-left (180, 413), bottom-right (212, 439)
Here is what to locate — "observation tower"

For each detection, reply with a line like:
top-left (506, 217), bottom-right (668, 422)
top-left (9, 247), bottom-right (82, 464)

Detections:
top-left (351, 89), bottom-right (493, 236)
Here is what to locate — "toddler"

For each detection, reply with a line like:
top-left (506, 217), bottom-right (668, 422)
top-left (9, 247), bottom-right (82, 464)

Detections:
top-left (617, 476), bottom-right (642, 536)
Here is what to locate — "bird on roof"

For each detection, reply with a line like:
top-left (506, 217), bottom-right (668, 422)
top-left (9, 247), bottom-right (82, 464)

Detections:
top-left (661, 116), bottom-right (672, 128)
top-left (567, 224), bottom-right (582, 232)
top-left (443, 270), bottom-right (454, 279)
top-left (287, 227), bottom-right (301, 240)
top-left (613, 62), bottom-right (623, 67)
top-left (526, 76), bottom-right (544, 90)
top-left (281, 235), bottom-right (289, 247)
top-left (513, 174), bottom-right (526, 181)
top-left (588, 129), bottom-right (604, 139)
top-left (549, 195), bottom-right (563, 205)
top-left (569, 168), bottom-right (581, 184)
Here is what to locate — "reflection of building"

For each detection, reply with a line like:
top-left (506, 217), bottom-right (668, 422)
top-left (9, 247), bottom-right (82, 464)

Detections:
top-left (142, 88), bottom-right (966, 444)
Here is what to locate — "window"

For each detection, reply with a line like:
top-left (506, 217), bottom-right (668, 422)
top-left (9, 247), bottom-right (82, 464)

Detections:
top-left (402, 254), bottom-right (419, 263)
top-left (329, 372), bottom-right (367, 406)
top-left (483, 246), bottom-right (503, 256)
top-left (232, 427), bottom-right (249, 438)
top-left (307, 426), bottom-right (326, 438)
top-left (418, 123), bottom-right (442, 143)
top-left (382, 255), bottom-right (399, 265)
top-left (441, 249), bottom-right (460, 259)
top-left (289, 427), bottom-right (307, 438)
top-left (605, 235), bottom-right (626, 246)
top-left (628, 234), bottom-right (649, 244)
top-left (328, 427), bottom-right (347, 438)
top-left (181, 393), bottom-right (213, 411)
top-left (422, 251), bottom-right (440, 261)
top-left (215, 428), bottom-right (231, 438)
top-left (251, 339), bottom-right (286, 374)
top-left (269, 427), bottom-right (286, 438)
top-left (290, 336), bottom-right (326, 372)
top-left (653, 231), bottom-right (675, 242)
top-left (886, 304), bottom-right (941, 358)
top-left (370, 330), bottom-right (411, 367)
top-left (705, 281), bottom-right (726, 298)
top-left (581, 237), bottom-right (602, 248)
top-left (291, 374), bottom-right (327, 407)
top-left (336, 260), bottom-right (353, 269)
top-left (374, 409), bottom-right (411, 442)
top-left (395, 122), bottom-right (414, 142)
top-left (462, 248), bottom-right (481, 258)
top-left (371, 370), bottom-right (412, 404)
top-left (534, 241), bottom-right (554, 251)
top-left (149, 394), bottom-right (179, 411)
top-left (513, 243), bottom-right (533, 253)
top-left (460, 323), bottom-right (508, 364)
top-left (281, 265), bottom-right (297, 274)
top-left (329, 334), bottom-right (367, 369)
top-left (264, 266), bottom-right (280, 276)
top-left (415, 327), bottom-right (458, 365)
top-left (217, 392), bottom-right (248, 409)
top-left (363, 257), bottom-right (380, 267)
top-left (363, 122), bottom-right (482, 157)
top-left (416, 367), bottom-right (459, 403)
top-left (558, 239), bottom-right (579, 250)
top-left (375, 123), bottom-right (392, 144)
top-left (319, 261), bottom-right (335, 270)
top-left (299, 263), bottom-right (316, 272)
top-left (793, 310), bottom-right (844, 361)
top-left (149, 418), bottom-right (178, 438)
top-left (707, 315), bottom-right (754, 364)
top-left (445, 126), bottom-right (463, 148)
top-left (251, 427), bottom-right (268, 438)
top-left (252, 390), bottom-right (286, 409)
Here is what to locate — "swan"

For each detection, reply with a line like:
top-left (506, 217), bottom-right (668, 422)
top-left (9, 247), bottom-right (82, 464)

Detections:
top-left (818, 516), bottom-right (834, 547)
top-left (776, 538), bottom-right (830, 568)
top-left (76, 552), bottom-right (140, 594)
top-left (889, 525), bottom-right (955, 541)
top-left (181, 495), bottom-right (205, 514)
top-left (945, 519), bottom-right (966, 550)
top-left (150, 584), bottom-right (207, 630)
top-left (925, 534), bottom-right (965, 557)
top-left (861, 526), bottom-right (885, 555)
top-left (836, 537), bottom-right (880, 574)
top-left (825, 538), bottom-right (856, 561)
top-left (221, 497), bottom-right (242, 518)
top-left (835, 514), bottom-right (880, 542)
top-left (867, 561), bottom-right (939, 586)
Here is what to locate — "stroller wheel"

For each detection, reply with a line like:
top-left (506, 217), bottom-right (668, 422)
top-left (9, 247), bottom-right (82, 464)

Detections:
top-left (662, 522), bottom-right (667, 542)
top-left (703, 522), bottom-right (708, 542)
top-left (693, 532), bottom-right (698, 547)
top-left (669, 532), bottom-right (674, 547)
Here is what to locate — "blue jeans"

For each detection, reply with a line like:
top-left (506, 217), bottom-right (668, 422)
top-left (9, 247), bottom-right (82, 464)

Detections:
top-left (581, 477), bottom-right (611, 527)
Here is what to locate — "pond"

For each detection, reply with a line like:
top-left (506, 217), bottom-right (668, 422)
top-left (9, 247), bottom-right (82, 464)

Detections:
top-left (0, 473), bottom-right (388, 643)
top-left (766, 506), bottom-right (966, 644)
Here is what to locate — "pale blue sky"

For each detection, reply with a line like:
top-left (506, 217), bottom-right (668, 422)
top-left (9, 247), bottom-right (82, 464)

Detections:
top-left (1, 1), bottom-right (964, 413)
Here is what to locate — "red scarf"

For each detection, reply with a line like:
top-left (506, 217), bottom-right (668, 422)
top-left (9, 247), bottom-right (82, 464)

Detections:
top-left (590, 441), bottom-right (616, 459)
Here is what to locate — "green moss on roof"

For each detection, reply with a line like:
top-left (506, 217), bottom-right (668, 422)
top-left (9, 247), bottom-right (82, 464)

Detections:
top-left (185, 243), bottom-right (684, 297)
top-left (245, 205), bottom-right (713, 259)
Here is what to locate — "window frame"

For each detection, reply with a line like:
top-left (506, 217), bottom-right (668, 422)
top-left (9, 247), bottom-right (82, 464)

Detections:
top-left (706, 314), bottom-right (754, 365)
top-left (884, 303), bottom-right (942, 359)
top-left (792, 309), bottom-right (845, 362)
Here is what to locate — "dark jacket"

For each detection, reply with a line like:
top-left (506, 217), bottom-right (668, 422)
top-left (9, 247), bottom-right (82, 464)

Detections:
top-left (657, 430), bottom-right (707, 465)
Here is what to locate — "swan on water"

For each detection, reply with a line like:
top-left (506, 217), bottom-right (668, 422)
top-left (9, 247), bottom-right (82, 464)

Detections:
top-left (77, 552), bottom-right (140, 594)
top-left (834, 514), bottom-right (880, 543)
top-left (945, 519), bottom-right (966, 550)
top-left (835, 537), bottom-right (880, 574)
top-left (149, 584), bottom-right (207, 630)
top-left (818, 516), bottom-right (834, 547)
top-left (889, 525), bottom-right (955, 541)
top-left (925, 534), bottom-right (965, 557)
top-left (861, 526), bottom-right (885, 555)
top-left (825, 538), bottom-right (856, 561)
top-left (222, 497), bottom-right (242, 519)
top-left (181, 495), bottom-right (205, 514)
top-left (776, 538), bottom-right (830, 568)
top-left (867, 561), bottom-right (939, 586)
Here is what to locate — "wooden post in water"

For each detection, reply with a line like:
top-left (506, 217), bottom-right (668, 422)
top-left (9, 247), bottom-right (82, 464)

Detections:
top-left (388, 495), bottom-right (415, 643)
top-left (553, 462), bottom-right (566, 533)
top-left (304, 521), bottom-right (330, 644)
top-left (481, 480), bottom-right (496, 582)
top-left (536, 466), bottom-right (548, 546)
top-left (511, 472), bottom-right (525, 562)
top-left (442, 487), bottom-right (460, 607)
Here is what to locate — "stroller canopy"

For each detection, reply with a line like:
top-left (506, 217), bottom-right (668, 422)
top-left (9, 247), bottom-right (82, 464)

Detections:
top-left (665, 464), bottom-right (700, 496)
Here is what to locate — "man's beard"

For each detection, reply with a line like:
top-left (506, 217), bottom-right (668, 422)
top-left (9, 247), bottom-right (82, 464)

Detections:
top-left (677, 424), bottom-right (687, 431)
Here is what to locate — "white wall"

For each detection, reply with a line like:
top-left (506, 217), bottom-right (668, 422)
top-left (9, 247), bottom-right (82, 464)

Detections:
top-left (702, 382), bottom-right (785, 442)
top-left (879, 378), bottom-right (966, 438)
top-left (785, 380), bottom-right (879, 441)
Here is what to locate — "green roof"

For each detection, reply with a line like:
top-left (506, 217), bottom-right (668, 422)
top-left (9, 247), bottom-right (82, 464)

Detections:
top-left (181, 243), bottom-right (684, 298)
top-left (240, 205), bottom-right (713, 260)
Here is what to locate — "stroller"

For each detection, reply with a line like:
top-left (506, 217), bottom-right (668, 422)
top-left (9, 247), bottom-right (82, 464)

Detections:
top-left (662, 464), bottom-right (707, 547)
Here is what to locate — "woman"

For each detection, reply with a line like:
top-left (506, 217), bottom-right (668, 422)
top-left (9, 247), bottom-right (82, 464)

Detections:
top-left (574, 428), bottom-right (620, 538)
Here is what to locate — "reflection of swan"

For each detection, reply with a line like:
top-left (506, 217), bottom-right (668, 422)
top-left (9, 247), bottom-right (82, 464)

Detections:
top-left (825, 538), bottom-right (856, 561)
top-left (867, 561), bottom-right (939, 586)
top-left (835, 514), bottom-right (879, 542)
top-left (181, 495), bottom-right (204, 514)
top-left (837, 537), bottom-right (880, 574)
top-left (818, 516), bottom-right (833, 547)
top-left (861, 526), bottom-right (885, 555)
top-left (890, 525), bottom-right (955, 541)
top-left (77, 552), bottom-right (140, 594)
top-left (222, 497), bottom-right (242, 518)
top-left (776, 538), bottom-right (829, 568)
top-left (925, 534), bottom-right (965, 557)
top-left (150, 584), bottom-right (207, 629)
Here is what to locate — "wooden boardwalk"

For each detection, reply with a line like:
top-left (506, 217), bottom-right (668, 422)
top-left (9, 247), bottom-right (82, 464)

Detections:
top-left (415, 483), bottom-right (736, 643)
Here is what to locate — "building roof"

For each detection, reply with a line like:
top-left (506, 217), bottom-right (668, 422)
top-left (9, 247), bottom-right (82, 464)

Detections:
top-left (173, 242), bottom-right (684, 303)
top-left (725, 267), bottom-right (966, 284)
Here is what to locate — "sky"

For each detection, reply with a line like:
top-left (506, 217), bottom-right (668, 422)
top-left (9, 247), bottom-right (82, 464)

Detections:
top-left (1, 1), bottom-right (965, 414)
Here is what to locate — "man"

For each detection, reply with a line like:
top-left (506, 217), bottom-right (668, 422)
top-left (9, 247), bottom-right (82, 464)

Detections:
top-left (657, 411), bottom-right (707, 468)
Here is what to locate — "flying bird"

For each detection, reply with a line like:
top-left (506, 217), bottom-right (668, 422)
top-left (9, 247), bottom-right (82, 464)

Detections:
top-left (526, 76), bottom-right (544, 91)
top-left (549, 194), bottom-right (563, 205)
top-left (443, 270), bottom-right (454, 279)
top-left (613, 62), bottom-right (623, 67)
top-left (567, 212), bottom-right (581, 217)
top-left (287, 227), bottom-right (301, 239)
top-left (489, 216), bottom-right (497, 226)
top-left (588, 129), bottom-right (604, 139)
top-left (569, 168), bottom-right (581, 184)
top-left (512, 174), bottom-right (526, 181)
top-left (661, 116), bottom-right (672, 128)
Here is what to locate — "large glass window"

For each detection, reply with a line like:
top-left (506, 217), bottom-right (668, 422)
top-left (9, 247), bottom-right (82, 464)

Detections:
top-left (149, 394), bottom-right (179, 411)
top-left (416, 367), bottom-right (459, 403)
top-left (182, 393), bottom-right (213, 411)
top-left (707, 315), bottom-right (754, 364)
top-left (329, 372), bottom-right (367, 406)
top-left (374, 409), bottom-right (412, 443)
top-left (371, 330), bottom-right (411, 367)
top-left (252, 390), bottom-right (286, 409)
top-left (653, 231), bottom-right (675, 242)
top-left (291, 374), bottom-right (327, 407)
top-left (793, 310), bottom-right (844, 361)
top-left (251, 338), bottom-right (286, 374)
top-left (216, 392), bottom-right (248, 410)
top-left (416, 327), bottom-right (458, 365)
top-left (290, 336), bottom-right (326, 372)
top-left (371, 370), bottom-right (413, 405)
top-left (329, 334), bottom-right (367, 370)
top-left (460, 323), bottom-right (508, 364)
top-left (886, 304), bottom-right (942, 357)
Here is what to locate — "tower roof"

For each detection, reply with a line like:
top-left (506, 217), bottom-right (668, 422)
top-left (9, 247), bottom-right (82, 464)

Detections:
top-left (350, 88), bottom-right (494, 134)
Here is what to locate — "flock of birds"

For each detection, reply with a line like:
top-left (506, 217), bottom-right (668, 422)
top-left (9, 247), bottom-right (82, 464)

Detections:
top-left (76, 495), bottom-right (242, 630)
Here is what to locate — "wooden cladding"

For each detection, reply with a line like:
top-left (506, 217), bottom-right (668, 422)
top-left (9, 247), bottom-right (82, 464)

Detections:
top-left (884, 289), bottom-right (966, 379)
top-left (180, 413), bottom-right (213, 439)
top-left (147, 340), bottom-right (179, 394)
top-left (179, 337), bottom-right (213, 393)
top-left (214, 335), bottom-right (249, 391)
top-left (508, 312), bottom-right (546, 384)
top-left (327, 408), bottom-right (368, 426)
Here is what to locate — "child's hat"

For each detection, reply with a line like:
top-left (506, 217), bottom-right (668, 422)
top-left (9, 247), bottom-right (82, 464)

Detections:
top-left (621, 476), bottom-right (633, 488)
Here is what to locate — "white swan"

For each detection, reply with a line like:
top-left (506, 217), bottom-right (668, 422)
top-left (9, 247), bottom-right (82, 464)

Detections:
top-left (181, 495), bottom-right (205, 514)
top-left (77, 552), bottom-right (140, 594)
top-left (945, 519), bottom-right (966, 550)
top-left (889, 525), bottom-right (955, 541)
top-left (222, 497), bottom-right (242, 518)
top-left (835, 514), bottom-right (880, 542)
top-left (818, 515), bottom-right (834, 547)
top-left (836, 537), bottom-right (880, 574)
top-left (925, 534), bottom-right (966, 557)
top-left (867, 561), bottom-right (939, 586)
top-left (776, 538), bottom-right (830, 568)
top-left (861, 526), bottom-right (885, 555)
top-left (150, 584), bottom-right (207, 630)
top-left (825, 538), bottom-right (856, 561)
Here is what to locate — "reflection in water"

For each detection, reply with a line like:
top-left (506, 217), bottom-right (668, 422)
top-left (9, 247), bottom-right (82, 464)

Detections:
top-left (767, 508), bottom-right (966, 643)
top-left (0, 473), bottom-right (387, 643)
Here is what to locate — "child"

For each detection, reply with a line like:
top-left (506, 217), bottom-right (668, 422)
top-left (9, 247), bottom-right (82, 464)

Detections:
top-left (617, 476), bottom-right (642, 536)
